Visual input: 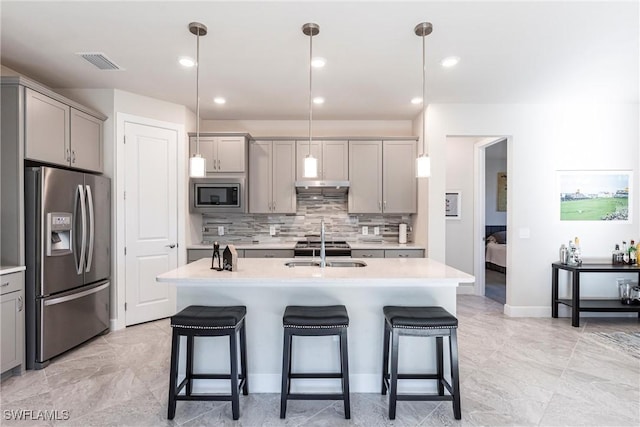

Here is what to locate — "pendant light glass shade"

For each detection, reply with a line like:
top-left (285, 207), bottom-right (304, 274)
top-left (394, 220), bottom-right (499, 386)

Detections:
top-left (416, 154), bottom-right (431, 178)
top-left (415, 22), bottom-right (432, 178)
top-left (188, 22), bottom-right (207, 178)
top-left (302, 23), bottom-right (319, 179)
top-left (303, 155), bottom-right (318, 178)
top-left (189, 154), bottom-right (206, 178)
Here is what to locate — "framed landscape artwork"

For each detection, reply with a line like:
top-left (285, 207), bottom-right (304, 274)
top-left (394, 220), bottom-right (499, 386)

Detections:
top-left (558, 170), bottom-right (631, 222)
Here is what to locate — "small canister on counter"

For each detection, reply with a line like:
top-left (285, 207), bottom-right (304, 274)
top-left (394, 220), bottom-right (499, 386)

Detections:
top-left (559, 244), bottom-right (568, 264)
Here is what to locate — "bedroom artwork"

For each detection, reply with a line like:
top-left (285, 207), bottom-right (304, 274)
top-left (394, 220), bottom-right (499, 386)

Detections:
top-left (558, 170), bottom-right (631, 222)
top-left (445, 191), bottom-right (461, 220)
top-left (497, 172), bottom-right (507, 212)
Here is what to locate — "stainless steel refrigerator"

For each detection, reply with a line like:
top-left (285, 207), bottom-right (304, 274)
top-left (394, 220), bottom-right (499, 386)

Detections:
top-left (25, 166), bottom-right (110, 369)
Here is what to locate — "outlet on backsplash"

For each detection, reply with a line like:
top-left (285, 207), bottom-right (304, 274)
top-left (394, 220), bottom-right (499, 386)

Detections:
top-left (218, 226), bottom-right (224, 236)
top-left (362, 226), bottom-right (368, 235)
top-left (270, 225), bottom-right (276, 236)
top-left (374, 226), bottom-right (380, 236)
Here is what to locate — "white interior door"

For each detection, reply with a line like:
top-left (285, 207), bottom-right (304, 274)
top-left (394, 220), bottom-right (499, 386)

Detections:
top-left (124, 121), bottom-right (178, 326)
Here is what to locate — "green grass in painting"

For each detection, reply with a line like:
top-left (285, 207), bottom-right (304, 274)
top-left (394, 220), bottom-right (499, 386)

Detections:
top-left (560, 198), bottom-right (628, 220)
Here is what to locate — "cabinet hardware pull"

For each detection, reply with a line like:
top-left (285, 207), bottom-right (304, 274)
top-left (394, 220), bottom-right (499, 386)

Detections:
top-left (264, 254), bottom-right (275, 258)
top-left (71, 150), bottom-right (76, 163)
top-left (1, 282), bottom-right (9, 287)
top-left (362, 254), bottom-right (373, 258)
top-left (378, 201), bottom-right (382, 211)
top-left (66, 148), bottom-right (71, 162)
top-left (398, 254), bottom-right (409, 258)
top-left (166, 244), bottom-right (176, 248)
top-left (18, 296), bottom-right (23, 312)
top-left (383, 201), bottom-right (387, 210)
top-left (218, 159), bottom-right (221, 169)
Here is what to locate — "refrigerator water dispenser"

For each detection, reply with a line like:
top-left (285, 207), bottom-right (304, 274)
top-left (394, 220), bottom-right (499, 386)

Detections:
top-left (46, 212), bottom-right (72, 256)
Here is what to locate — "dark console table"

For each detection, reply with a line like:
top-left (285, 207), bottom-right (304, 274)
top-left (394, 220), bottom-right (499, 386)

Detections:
top-left (552, 262), bottom-right (640, 327)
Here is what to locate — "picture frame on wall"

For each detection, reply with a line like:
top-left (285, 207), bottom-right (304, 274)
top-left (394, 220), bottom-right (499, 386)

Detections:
top-left (558, 170), bottom-right (632, 222)
top-left (446, 191), bottom-right (461, 220)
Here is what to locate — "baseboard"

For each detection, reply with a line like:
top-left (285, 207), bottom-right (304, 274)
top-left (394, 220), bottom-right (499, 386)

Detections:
top-left (110, 318), bottom-right (123, 331)
top-left (503, 304), bottom-right (551, 317)
top-left (456, 284), bottom-right (475, 295)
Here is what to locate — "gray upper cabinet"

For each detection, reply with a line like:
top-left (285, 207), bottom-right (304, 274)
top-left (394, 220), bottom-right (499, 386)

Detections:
top-left (348, 140), bottom-right (416, 214)
top-left (24, 87), bottom-right (104, 172)
top-left (70, 108), bottom-right (103, 172)
top-left (349, 141), bottom-right (382, 213)
top-left (249, 140), bottom-right (296, 213)
top-left (189, 135), bottom-right (246, 173)
top-left (25, 88), bottom-right (70, 166)
top-left (295, 140), bottom-right (348, 181)
top-left (382, 140), bottom-right (416, 214)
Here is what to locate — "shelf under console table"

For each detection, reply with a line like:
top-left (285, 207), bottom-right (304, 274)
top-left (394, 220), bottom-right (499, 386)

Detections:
top-left (551, 262), bottom-right (640, 327)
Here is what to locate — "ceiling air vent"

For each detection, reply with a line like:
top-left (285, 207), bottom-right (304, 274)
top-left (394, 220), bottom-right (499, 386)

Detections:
top-left (77, 52), bottom-right (122, 70)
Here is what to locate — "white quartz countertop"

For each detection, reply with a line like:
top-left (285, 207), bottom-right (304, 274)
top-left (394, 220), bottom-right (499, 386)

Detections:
top-left (0, 266), bottom-right (26, 275)
top-left (186, 242), bottom-right (425, 250)
top-left (157, 257), bottom-right (473, 287)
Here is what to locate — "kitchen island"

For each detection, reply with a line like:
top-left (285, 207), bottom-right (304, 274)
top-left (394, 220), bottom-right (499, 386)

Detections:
top-left (157, 257), bottom-right (474, 393)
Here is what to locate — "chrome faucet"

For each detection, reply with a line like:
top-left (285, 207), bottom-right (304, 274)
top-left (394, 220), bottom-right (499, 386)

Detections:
top-left (320, 219), bottom-right (326, 268)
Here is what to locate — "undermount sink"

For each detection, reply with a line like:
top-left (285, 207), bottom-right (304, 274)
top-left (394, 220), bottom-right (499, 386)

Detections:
top-left (284, 260), bottom-right (367, 268)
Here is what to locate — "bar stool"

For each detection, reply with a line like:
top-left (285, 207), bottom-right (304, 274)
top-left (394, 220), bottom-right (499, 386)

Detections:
top-left (280, 305), bottom-right (351, 419)
top-left (381, 306), bottom-right (461, 420)
top-left (167, 305), bottom-right (248, 420)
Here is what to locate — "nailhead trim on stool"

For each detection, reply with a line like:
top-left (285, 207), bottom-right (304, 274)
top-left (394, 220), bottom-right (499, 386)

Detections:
top-left (381, 306), bottom-right (461, 420)
top-left (167, 305), bottom-right (249, 421)
top-left (280, 305), bottom-right (351, 420)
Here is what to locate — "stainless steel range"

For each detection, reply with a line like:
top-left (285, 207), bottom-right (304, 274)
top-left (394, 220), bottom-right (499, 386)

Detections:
top-left (294, 240), bottom-right (351, 257)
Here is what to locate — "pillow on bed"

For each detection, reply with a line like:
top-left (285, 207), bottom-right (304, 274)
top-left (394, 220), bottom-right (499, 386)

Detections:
top-left (486, 235), bottom-right (497, 243)
top-left (490, 231), bottom-right (507, 244)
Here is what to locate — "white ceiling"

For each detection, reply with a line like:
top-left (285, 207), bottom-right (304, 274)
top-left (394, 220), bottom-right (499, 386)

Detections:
top-left (1, 1), bottom-right (638, 120)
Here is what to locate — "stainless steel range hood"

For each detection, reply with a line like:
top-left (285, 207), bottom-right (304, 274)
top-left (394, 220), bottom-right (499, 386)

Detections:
top-left (295, 180), bottom-right (350, 194)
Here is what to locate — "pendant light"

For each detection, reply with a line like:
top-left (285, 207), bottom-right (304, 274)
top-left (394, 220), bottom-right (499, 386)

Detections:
top-left (415, 22), bottom-right (432, 178)
top-left (189, 22), bottom-right (207, 178)
top-left (302, 23), bottom-right (319, 179)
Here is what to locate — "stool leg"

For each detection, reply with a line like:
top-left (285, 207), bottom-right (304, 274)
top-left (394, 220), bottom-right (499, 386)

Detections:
top-left (186, 335), bottom-right (194, 396)
top-left (280, 329), bottom-right (292, 419)
top-left (287, 334), bottom-right (293, 394)
top-left (229, 330), bottom-right (240, 420)
top-left (389, 328), bottom-right (400, 420)
top-left (436, 336), bottom-right (444, 396)
top-left (381, 321), bottom-right (390, 395)
top-left (449, 329), bottom-right (461, 420)
top-left (167, 329), bottom-right (180, 420)
top-left (239, 319), bottom-right (249, 395)
top-left (339, 328), bottom-right (351, 419)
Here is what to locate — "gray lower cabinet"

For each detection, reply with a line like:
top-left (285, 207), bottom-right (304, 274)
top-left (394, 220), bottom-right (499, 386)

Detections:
top-left (1, 271), bottom-right (25, 376)
top-left (384, 249), bottom-right (424, 258)
top-left (244, 249), bottom-right (294, 258)
top-left (352, 249), bottom-right (425, 258)
top-left (351, 249), bottom-right (385, 259)
top-left (187, 248), bottom-right (246, 263)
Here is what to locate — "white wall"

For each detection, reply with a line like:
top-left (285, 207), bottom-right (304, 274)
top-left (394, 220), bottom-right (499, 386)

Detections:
top-left (485, 141), bottom-right (507, 225)
top-left (426, 103), bottom-right (639, 315)
top-left (445, 137), bottom-right (480, 278)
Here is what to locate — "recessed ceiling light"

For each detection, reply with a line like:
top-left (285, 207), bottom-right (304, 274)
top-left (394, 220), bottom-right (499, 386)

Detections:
top-left (441, 56), bottom-right (460, 68)
top-left (313, 97), bottom-right (325, 105)
top-left (311, 57), bottom-right (326, 68)
top-left (411, 97), bottom-right (423, 105)
top-left (179, 57), bottom-right (195, 67)
top-left (213, 97), bottom-right (226, 104)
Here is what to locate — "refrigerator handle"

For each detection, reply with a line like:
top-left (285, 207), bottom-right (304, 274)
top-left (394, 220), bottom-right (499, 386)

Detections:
top-left (85, 185), bottom-right (95, 272)
top-left (73, 185), bottom-right (87, 275)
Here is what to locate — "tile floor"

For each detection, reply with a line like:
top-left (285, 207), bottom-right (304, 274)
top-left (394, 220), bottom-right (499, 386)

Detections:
top-left (1, 296), bottom-right (638, 426)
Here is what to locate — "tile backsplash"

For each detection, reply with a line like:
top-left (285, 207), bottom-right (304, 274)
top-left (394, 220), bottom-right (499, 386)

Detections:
top-left (200, 193), bottom-right (411, 244)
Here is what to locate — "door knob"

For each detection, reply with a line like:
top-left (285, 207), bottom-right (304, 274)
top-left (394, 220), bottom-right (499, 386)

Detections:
top-left (166, 244), bottom-right (177, 248)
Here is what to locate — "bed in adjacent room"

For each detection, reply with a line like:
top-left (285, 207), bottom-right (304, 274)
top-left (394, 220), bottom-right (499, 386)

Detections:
top-left (485, 226), bottom-right (507, 273)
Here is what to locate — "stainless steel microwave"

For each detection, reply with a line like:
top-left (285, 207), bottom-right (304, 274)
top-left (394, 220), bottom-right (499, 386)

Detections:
top-left (189, 177), bottom-right (246, 213)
